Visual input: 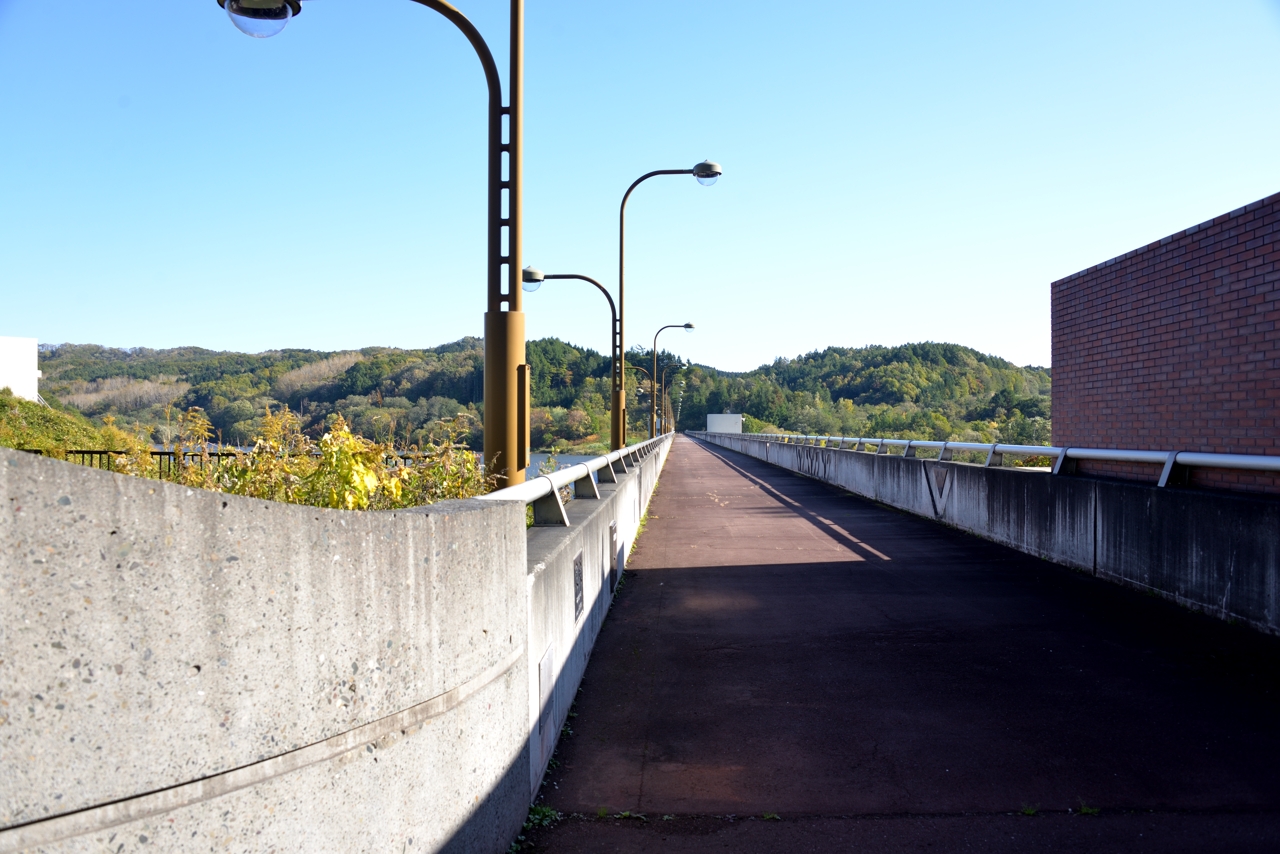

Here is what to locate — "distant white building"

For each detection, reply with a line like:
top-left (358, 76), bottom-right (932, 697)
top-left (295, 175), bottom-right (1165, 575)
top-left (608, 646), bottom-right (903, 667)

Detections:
top-left (0, 337), bottom-right (42, 402)
top-left (706, 413), bottom-right (743, 433)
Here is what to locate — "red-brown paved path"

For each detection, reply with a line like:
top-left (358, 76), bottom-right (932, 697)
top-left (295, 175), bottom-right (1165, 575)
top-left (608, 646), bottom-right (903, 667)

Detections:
top-left (526, 437), bottom-right (1280, 852)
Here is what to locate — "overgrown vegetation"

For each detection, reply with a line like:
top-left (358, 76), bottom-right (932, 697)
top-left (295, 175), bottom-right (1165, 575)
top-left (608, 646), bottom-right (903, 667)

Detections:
top-left (34, 338), bottom-right (1052, 457)
top-left (2, 388), bottom-right (493, 509)
top-left (9, 337), bottom-right (1053, 506)
top-left (0, 388), bottom-right (136, 455)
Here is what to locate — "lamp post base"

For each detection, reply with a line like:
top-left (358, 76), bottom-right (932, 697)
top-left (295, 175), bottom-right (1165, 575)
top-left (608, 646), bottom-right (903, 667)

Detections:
top-left (611, 390), bottom-right (626, 451)
top-left (484, 311), bottom-right (527, 486)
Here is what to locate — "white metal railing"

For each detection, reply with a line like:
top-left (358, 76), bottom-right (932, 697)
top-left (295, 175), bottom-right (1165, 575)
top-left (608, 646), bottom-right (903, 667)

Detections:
top-left (478, 433), bottom-right (671, 525)
top-left (693, 432), bottom-right (1280, 488)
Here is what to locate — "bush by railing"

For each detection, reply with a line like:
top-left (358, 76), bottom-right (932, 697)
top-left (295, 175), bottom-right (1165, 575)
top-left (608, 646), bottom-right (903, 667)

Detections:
top-left (29, 406), bottom-right (495, 509)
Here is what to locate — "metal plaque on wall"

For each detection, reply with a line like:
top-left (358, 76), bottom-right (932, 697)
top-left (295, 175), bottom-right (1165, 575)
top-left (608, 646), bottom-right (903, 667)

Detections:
top-left (573, 550), bottom-right (584, 621)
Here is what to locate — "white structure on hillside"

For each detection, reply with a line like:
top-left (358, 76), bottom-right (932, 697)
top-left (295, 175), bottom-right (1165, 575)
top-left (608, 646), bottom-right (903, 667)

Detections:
top-left (706, 413), bottom-right (743, 433)
top-left (0, 337), bottom-right (42, 402)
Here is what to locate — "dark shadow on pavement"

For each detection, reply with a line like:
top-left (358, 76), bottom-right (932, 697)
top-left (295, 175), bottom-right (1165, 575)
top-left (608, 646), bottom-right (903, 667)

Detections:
top-left (523, 437), bottom-right (1280, 852)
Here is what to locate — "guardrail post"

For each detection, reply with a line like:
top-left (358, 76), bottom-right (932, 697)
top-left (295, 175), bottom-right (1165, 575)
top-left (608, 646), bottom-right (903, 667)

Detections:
top-left (597, 461), bottom-right (618, 483)
top-left (531, 483), bottom-right (571, 527)
top-left (903, 441), bottom-right (917, 459)
top-left (1051, 449), bottom-right (1075, 476)
top-left (1157, 451), bottom-right (1188, 488)
top-left (985, 445), bottom-right (1003, 467)
top-left (876, 441), bottom-right (889, 455)
top-left (938, 443), bottom-right (953, 462)
top-left (574, 470), bottom-right (601, 499)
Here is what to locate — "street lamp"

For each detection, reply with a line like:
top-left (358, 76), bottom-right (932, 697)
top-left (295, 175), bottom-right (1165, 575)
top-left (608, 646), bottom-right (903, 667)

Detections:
top-left (651, 324), bottom-right (693, 438)
top-left (215, 0), bottom-right (531, 486)
top-left (658, 361), bottom-right (687, 434)
top-left (618, 160), bottom-right (721, 447)
top-left (628, 364), bottom-right (656, 435)
top-left (630, 360), bottom-right (683, 435)
top-left (522, 267), bottom-right (624, 450)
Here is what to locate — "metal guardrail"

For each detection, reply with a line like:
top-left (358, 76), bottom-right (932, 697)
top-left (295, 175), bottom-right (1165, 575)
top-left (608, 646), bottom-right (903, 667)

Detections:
top-left (53, 448), bottom-right (479, 479)
top-left (479, 433), bottom-right (670, 526)
top-left (697, 433), bottom-right (1280, 488)
top-left (59, 450), bottom-right (241, 476)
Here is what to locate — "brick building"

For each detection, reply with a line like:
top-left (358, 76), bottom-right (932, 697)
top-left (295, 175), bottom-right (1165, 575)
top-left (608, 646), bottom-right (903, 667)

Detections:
top-left (1051, 191), bottom-right (1280, 493)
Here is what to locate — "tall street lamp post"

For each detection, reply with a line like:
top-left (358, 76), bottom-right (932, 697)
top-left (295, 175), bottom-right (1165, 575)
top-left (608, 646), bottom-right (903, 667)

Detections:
top-left (651, 324), bottom-right (694, 438)
top-left (521, 267), bottom-right (620, 448)
top-left (628, 365), bottom-right (656, 434)
top-left (658, 361), bottom-right (686, 433)
top-left (216, 0), bottom-right (530, 485)
top-left (618, 161), bottom-right (721, 447)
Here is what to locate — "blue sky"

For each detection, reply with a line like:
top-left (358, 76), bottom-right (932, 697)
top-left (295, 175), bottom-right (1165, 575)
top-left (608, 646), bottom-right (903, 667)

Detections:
top-left (2, 0), bottom-right (1279, 371)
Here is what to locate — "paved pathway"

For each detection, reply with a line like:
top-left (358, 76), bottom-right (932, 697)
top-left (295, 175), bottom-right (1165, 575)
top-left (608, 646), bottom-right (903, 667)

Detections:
top-left (526, 437), bottom-right (1280, 852)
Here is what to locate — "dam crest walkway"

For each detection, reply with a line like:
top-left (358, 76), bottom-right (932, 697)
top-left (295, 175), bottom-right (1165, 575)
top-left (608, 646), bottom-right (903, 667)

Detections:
top-left (527, 435), bottom-right (1280, 852)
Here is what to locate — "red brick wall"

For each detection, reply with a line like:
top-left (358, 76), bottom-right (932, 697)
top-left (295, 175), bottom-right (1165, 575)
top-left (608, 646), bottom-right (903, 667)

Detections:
top-left (1051, 191), bottom-right (1280, 494)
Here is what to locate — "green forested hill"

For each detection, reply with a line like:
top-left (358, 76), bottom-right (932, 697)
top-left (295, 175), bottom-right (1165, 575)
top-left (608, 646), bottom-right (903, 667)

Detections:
top-left (32, 338), bottom-right (1050, 453)
top-left (679, 342), bottom-right (1050, 444)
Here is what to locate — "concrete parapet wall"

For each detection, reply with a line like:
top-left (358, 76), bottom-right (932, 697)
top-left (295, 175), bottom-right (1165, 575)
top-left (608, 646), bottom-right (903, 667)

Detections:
top-left (691, 433), bottom-right (1279, 636)
top-left (0, 437), bottom-right (672, 853)
top-left (524, 438), bottom-right (671, 794)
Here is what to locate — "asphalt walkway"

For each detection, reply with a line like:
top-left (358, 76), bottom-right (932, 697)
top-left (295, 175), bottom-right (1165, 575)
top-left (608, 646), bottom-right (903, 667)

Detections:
top-left (526, 436), bottom-right (1280, 852)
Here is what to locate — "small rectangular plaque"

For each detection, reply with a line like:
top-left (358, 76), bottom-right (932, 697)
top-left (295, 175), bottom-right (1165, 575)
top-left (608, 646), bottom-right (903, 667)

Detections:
top-left (573, 550), bottom-right (584, 621)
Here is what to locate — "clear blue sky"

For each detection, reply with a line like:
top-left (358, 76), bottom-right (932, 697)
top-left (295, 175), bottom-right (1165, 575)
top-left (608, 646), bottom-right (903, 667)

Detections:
top-left (3, 0), bottom-right (1279, 371)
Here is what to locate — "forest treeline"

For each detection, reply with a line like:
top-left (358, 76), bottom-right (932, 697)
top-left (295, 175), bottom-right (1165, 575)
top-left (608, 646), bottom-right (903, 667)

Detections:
top-left (31, 338), bottom-right (1051, 453)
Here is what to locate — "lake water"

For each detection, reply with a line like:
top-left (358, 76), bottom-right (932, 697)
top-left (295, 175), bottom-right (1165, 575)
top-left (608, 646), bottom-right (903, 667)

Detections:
top-left (528, 453), bottom-right (599, 473)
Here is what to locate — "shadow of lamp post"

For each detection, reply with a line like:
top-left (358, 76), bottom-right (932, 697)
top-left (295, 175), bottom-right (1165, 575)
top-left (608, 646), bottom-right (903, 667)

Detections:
top-left (216, 0), bottom-right (531, 485)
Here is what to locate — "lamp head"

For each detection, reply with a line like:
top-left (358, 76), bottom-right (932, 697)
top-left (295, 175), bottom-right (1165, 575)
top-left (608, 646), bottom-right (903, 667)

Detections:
top-left (692, 160), bottom-right (721, 186)
top-left (218, 0), bottom-right (302, 38)
top-left (521, 266), bottom-right (545, 293)
top-left (683, 323), bottom-right (695, 331)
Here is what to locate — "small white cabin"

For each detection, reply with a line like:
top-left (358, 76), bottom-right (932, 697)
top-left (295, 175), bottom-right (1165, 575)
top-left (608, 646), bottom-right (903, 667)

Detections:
top-left (0, 337), bottom-right (42, 402)
top-left (706, 413), bottom-right (743, 433)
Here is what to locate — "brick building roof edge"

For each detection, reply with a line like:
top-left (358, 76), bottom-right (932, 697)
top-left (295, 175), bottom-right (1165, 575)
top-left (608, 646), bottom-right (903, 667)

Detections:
top-left (1050, 190), bottom-right (1280, 289)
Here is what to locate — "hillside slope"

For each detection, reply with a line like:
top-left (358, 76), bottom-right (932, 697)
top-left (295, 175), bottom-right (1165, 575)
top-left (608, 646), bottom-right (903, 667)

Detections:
top-left (33, 339), bottom-right (1050, 452)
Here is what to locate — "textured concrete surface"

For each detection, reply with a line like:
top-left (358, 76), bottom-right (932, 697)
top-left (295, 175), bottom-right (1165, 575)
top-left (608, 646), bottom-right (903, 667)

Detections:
top-left (524, 436), bottom-right (671, 794)
top-left (27, 670), bottom-right (527, 854)
top-left (527, 436), bottom-right (1280, 852)
top-left (694, 432), bottom-right (1280, 634)
top-left (1, 447), bottom-right (528, 851)
top-left (1, 435), bottom-right (674, 854)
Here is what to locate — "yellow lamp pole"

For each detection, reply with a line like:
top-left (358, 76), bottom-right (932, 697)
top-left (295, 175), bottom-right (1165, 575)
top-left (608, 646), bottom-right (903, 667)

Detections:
top-left (216, 0), bottom-right (530, 485)
top-left (617, 161), bottom-right (721, 448)
top-left (658, 362), bottom-right (686, 433)
top-left (650, 324), bottom-right (693, 438)
top-left (521, 268), bottom-right (623, 448)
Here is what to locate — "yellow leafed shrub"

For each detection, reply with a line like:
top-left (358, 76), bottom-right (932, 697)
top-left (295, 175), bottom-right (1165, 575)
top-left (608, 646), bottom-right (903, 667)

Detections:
top-left (2, 395), bottom-right (495, 509)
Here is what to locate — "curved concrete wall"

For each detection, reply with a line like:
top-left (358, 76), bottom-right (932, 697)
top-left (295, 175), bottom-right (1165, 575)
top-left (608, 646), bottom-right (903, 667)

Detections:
top-left (0, 437), bottom-right (672, 853)
top-left (691, 433), bottom-right (1279, 636)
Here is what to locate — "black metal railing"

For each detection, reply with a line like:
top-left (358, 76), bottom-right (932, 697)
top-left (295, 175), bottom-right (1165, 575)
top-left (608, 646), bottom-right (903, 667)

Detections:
top-left (54, 448), bottom-right (470, 478)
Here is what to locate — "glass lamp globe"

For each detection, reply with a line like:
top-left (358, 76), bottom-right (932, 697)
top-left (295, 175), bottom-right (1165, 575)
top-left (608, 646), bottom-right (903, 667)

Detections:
top-left (692, 160), bottom-right (722, 187)
top-left (226, 0), bottom-right (293, 38)
top-left (521, 266), bottom-right (544, 293)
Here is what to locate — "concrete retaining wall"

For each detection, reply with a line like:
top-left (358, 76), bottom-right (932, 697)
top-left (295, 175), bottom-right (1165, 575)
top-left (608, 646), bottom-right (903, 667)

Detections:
top-left (0, 437), bottom-right (671, 854)
top-left (691, 432), bottom-right (1280, 636)
top-left (524, 438), bottom-right (671, 795)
